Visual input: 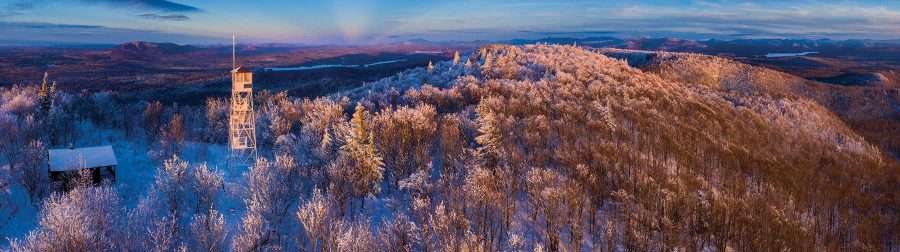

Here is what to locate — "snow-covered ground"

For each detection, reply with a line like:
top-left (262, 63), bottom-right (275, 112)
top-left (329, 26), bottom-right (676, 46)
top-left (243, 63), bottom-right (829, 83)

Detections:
top-left (0, 175), bottom-right (37, 246)
top-left (1, 121), bottom-right (245, 244)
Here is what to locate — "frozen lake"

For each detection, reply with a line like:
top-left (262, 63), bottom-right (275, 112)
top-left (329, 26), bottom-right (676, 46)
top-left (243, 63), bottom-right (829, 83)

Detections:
top-left (265, 59), bottom-right (408, 71)
top-left (765, 51), bottom-right (818, 58)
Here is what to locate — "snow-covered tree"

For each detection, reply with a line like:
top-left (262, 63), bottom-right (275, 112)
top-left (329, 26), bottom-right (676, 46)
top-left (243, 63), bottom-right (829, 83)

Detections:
top-left (464, 165), bottom-right (512, 251)
top-left (191, 163), bottom-right (223, 215)
top-left (296, 188), bottom-right (341, 251)
top-left (11, 186), bottom-right (126, 252)
top-left (378, 213), bottom-right (418, 252)
top-left (143, 101), bottom-right (164, 142)
top-left (340, 103), bottom-right (384, 199)
top-left (189, 209), bottom-right (226, 252)
top-left (159, 113), bottom-right (186, 158)
top-left (21, 140), bottom-right (47, 201)
top-left (0, 114), bottom-right (24, 178)
top-left (37, 72), bottom-right (55, 117)
top-left (374, 104), bottom-right (437, 190)
top-left (525, 168), bottom-right (565, 251)
top-left (337, 219), bottom-right (376, 251)
top-left (233, 155), bottom-right (302, 251)
top-left (150, 155), bottom-right (193, 247)
top-left (475, 101), bottom-right (503, 168)
top-left (205, 97), bottom-right (229, 143)
top-left (422, 202), bottom-right (469, 251)
top-left (299, 97), bottom-right (347, 163)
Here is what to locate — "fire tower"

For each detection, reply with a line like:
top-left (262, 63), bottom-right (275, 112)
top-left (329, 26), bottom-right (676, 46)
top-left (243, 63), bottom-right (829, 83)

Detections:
top-left (229, 33), bottom-right (257, 168)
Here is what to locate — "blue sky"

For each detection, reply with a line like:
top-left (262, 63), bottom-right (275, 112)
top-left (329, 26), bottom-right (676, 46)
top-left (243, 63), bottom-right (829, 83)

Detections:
top-left (1, 0), bottom-right (900, 45)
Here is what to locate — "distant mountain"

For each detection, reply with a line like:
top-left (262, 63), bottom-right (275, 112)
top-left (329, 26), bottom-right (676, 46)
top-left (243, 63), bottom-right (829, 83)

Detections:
top-left (813, 71), bottom-right (900, 88)
top-left (110, 41), bottom-right (199, 59)
top-left (0, 39), bottom-right (117, 48)
top-left (489, 36), bottom-right (900, 58)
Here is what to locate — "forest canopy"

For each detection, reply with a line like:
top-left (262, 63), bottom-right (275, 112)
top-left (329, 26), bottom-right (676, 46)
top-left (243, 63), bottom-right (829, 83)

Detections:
top-left (0, 44), bottom-right (897, 251)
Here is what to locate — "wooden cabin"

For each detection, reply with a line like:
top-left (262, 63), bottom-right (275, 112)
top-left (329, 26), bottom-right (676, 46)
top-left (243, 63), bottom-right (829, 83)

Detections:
top-left (48, 145), bottom-right (117, 190)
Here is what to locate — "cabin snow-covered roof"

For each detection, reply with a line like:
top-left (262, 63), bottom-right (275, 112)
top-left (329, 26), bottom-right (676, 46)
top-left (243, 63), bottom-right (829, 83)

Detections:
top-left (48, 145), bottom-right (118, 172)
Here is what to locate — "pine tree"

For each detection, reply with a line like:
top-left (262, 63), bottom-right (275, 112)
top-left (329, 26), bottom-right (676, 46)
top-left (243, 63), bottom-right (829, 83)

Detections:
top-left (427, 61), bottom-right (435, 73)
top-left (38, 72), bottom-right (50, 115)
top-left (481, 52), bottom-right (493, 74)
top-left (475, 102), bottom-right (503, 167)
top-left (453, 51), bottom-right (461, 65)
top-left (320, 125), bottom-right (335, 157)
top-left (342, 103), bottom-right (384, 198)
top-left (49, 81), bottom-right (56, 100)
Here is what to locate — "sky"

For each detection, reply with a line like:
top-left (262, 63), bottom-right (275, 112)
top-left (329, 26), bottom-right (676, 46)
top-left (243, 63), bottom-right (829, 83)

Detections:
top-left (2, 0), bottom-right (900, 45)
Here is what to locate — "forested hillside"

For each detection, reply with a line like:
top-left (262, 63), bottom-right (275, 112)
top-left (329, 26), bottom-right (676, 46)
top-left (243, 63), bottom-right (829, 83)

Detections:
top-left (1, 44), bottom-right (897, 251)
top-left (599, 48), bottom-right (900, 159)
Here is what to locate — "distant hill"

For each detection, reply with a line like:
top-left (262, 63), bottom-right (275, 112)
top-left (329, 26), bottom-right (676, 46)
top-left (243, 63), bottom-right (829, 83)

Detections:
top-left (349, 44), bottom-right (898, 250)
top-left (813, 71), bottom-right (900, 88)
top-left (598, 48), bottom-right (900, 158)
top-left (110, 41), bottom-right (199, 59)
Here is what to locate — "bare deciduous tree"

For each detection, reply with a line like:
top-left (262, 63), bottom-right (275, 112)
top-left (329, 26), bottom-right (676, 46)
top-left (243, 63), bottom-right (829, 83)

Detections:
top-left (190, 210), bottom-right (226, 252)
top-left (11, 186), bottom-right (126, 252)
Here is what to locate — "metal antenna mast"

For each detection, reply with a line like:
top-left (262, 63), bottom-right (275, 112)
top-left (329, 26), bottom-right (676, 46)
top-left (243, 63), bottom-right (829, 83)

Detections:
top-left (232, 32), bottom-right (236, 69)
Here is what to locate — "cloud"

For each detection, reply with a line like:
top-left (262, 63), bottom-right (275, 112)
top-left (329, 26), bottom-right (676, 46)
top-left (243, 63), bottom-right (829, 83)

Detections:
top-left (518, 30), bottom-right (619, 36)
top-left (0, 21), bottom-right (220, 45)
top-left (83, 0), bottom-right (201, 13)
top-left (524, 2), bottom-right (900, 40)
top-left (137, 13), bottom-right (190, 21)
top-left (427, 29), bottom-right (490, 34)
top-left (0, 1), bottom-right (34, 17)
top-left (384, 1), bottom-right (900, 41)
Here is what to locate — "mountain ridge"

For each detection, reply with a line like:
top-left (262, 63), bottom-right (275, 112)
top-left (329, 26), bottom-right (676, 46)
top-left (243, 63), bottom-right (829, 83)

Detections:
top-left (345, 44), bottom-right (898, 250)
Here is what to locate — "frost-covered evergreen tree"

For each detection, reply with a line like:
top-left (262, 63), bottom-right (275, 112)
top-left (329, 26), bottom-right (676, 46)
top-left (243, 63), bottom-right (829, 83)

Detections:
top-left (475, 101), bottom-right (503, 167)
top-left (37, 72), bottom-right (53, 116)
top-left (341, 103), bottom-right (384, 199)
